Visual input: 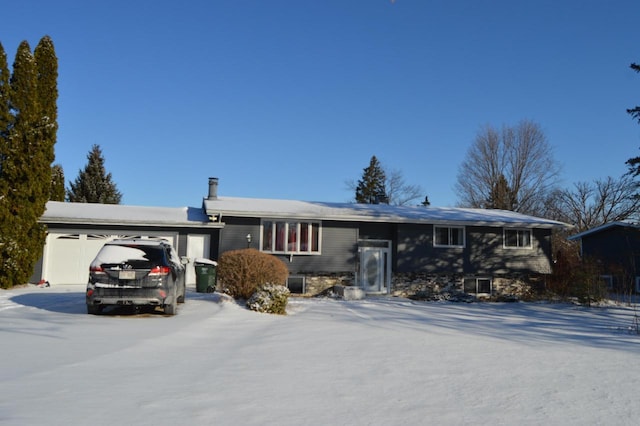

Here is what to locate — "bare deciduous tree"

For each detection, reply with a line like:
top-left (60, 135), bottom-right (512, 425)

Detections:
top-left (546, 175), bottom-right (640, 233)
top-left (385, 168), bottom-right (423, 206)
top-left (455, 120), bottom-right (560, 215)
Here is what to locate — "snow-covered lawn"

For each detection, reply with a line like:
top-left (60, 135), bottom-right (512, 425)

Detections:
top-left (1, 285), bottom-right (639, 426)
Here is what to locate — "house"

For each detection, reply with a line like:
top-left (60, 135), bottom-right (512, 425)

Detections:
top-left (33, 177), bottom-right (567, 298)
top-left (568, 220), bottom-right (640, 293)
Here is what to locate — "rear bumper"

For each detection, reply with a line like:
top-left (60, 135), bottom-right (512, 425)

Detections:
top-left (86, 286), bottom-right (173, 307)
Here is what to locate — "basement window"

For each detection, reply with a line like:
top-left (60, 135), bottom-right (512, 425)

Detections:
top-left (287, 276), bottom-right (306, 294)
top-left (464, 277), bottom-right (492, 295)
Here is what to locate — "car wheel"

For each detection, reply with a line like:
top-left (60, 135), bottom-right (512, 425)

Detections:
top-left (87, 304), bottom-right (102, 315)
top-left (177, 282), bottom-right (185, 304)
top-left (165, 288), bottom-right (177, 315)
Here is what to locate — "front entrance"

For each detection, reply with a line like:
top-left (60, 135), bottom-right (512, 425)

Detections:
top-left (358, 240), bottom-right (392, 294)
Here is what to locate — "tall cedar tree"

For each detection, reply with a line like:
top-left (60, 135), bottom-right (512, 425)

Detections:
top-left (625, 63), bottom-right (640, 176)
top-left (0, 39), bottom-right (57, 288)
top-left (355, 155), bottom-right (388, 204)
top-left (0, 42), bottom-right (11, 199)
top-left (68, 144), bottom-right (122, 203)
top-left (50, 163), bottom-right (65, 201)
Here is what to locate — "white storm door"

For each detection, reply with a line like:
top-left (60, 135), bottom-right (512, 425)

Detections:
top-left (359, 246), bottom-right (391, 294)
top-left (186, 234), bottom-right (210, 285)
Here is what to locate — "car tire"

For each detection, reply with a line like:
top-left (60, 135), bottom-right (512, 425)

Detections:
top-left (177, 282), bottom-right (185, 304)
top-left (164, 288), bottom-right (177, 315)
top-left (87, 304), bottom-right (102, 315)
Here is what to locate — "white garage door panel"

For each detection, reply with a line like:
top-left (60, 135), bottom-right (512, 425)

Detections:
top-left (44, 232), bottom-right (179, 286)
top-left (45, 234), bottom-right (114, 285)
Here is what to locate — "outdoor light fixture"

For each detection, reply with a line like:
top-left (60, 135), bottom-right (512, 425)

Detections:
top-left (246, 233), bottom-right (252, 248)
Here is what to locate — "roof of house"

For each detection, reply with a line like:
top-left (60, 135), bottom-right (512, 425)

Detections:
top-left (41, 201), bottom-right (221, 228)
top-left (203, 196), bottom-right (568, 228)
top-left (568, 220), bottom-right (640, 241)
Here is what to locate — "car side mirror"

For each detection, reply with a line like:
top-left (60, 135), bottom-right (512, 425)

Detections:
top-left (180, 256), bottom-right (189, 265)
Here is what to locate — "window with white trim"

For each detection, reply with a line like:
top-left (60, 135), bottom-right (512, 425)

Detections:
top-left (504, 228), bottom-right (532, 248)
top-left (464, 277), bottom-right (492, 295)
top-left (261, 220), bottom-right (320, 254)
top-left (433, 226), bottom-right (465, 247)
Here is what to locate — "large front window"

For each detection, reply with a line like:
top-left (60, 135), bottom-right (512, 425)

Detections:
top-left (434, 226), bottom-right (465, 247)
top-left (262, 221), bottom-right (320, 254)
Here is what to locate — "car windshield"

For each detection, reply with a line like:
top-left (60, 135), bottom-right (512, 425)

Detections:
top-left (91, 245), bottom-right (165, 268)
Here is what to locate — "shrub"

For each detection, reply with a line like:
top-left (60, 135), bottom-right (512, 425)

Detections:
top-left (247, 284), bottom-right (291, 315)
top-left (217, 249), bottom-right (289, 299)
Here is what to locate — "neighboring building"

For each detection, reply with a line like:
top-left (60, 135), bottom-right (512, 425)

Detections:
top-left (568, 221), bottom-right (640, 293)
top-left (33, 177), bottom-right (567, 298)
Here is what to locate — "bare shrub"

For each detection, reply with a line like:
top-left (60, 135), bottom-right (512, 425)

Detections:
top-left (217, 249), bottom-right (289, 299)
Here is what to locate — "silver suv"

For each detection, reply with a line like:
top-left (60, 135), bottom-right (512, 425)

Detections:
top-left (86, 238), bottom-right (186, 315)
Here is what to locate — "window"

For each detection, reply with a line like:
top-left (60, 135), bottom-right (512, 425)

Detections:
top-left (261, 220), bottom-right (321, 254)
top-left (504, 228), bottom-right (532, 248)
top-left (434, 226), bottom-right (465, 247)
top-left (464, 277), bottom-right (492, 295)
top-left (287, 276), bottom-right (306, 294)
top-left (600, 275), bottom-right (614, 290)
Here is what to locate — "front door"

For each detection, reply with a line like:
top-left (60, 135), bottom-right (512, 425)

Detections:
top-left (186, 234), bottom-right (210, 286)
top-left (359, 240), bottom-right (391, 294)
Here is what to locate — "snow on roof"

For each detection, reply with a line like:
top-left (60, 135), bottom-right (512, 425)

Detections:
top-left (568, 220), bottom-right (640, 240)
top-left (41, 201), bottom-right (219, 228)
top-left (203, 197), bottom-right (567, 228)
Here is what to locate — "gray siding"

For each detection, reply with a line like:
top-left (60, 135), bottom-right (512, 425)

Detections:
top-left (396, 224), bottom-right (552, 274)
top-left (219, 219), bottom-right (358, 274)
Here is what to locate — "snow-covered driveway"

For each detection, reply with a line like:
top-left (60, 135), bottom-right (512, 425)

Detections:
top-left (1, 285), bottom-right (639, 426)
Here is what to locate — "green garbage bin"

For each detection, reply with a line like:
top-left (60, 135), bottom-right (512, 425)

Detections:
top-left (194, 258), bottom-right (218, 293)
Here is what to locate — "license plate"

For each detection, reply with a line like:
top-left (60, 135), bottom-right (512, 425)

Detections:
top-left (119, 270), bottom-right (136, 280)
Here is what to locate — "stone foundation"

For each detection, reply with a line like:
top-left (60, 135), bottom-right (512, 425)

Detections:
top-left (295, 272), bottom-right (545, 301)
top-left (391, 272), bottom-right (545, 301)
top-left (303, 273), bottom-right (355, 296)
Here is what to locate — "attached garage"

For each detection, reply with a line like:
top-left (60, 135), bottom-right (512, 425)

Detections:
top-left (35, 202), bottom-right (222, 287)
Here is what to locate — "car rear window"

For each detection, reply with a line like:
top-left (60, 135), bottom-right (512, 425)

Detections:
top-left (91, 244), bottom-right (165, 268)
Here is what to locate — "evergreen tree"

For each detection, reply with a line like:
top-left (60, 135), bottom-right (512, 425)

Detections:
top-left (50, 163), bottom-right (65, 201)
top-left (625, 63), bottom-right (640, 176)
top-left (485, 174), bottom-right (517, 210)
top-left (355, 155), bottom-right (388, 204)
top-left (0, 40), bottom-right (54, 288)
top-left (0, 42), bottom-right (12, 195)
top-left (67, 144), bottom-right (122, 204)
top-left (35, 36), bottom-right (58, 199)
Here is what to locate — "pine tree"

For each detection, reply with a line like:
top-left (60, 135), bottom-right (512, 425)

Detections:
top-left (68, 144), bottom-right (122, 204)
top-left (355, 155), bottom-right (388, 204)
top-left (0, 40), bottom-right (52, 288)
top-left (626, 63), bottom-right (640, 176)
top-left (35, 36), bottom-right (58, 201)
top-left (50, 163), bottom-right (65, 201)
top-left (485, 174), bottom-right (517, 210)
top-left (0, 42), bottom-right (12, 196)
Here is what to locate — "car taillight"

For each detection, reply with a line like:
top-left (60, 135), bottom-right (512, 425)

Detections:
top-left (90, 266), bottom-right (105, 273)
top-left (149, 266), bottom-right (170, 276)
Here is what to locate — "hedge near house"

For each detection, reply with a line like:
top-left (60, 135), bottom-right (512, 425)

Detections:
top-left (217, 249), bottom-right (289, 299)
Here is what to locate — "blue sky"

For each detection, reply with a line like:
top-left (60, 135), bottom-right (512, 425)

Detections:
top-left (2, 0), bottom-right (639, 208)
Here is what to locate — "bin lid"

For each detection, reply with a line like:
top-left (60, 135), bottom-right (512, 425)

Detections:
top-left (194, 257), bottom-right (218, 266)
